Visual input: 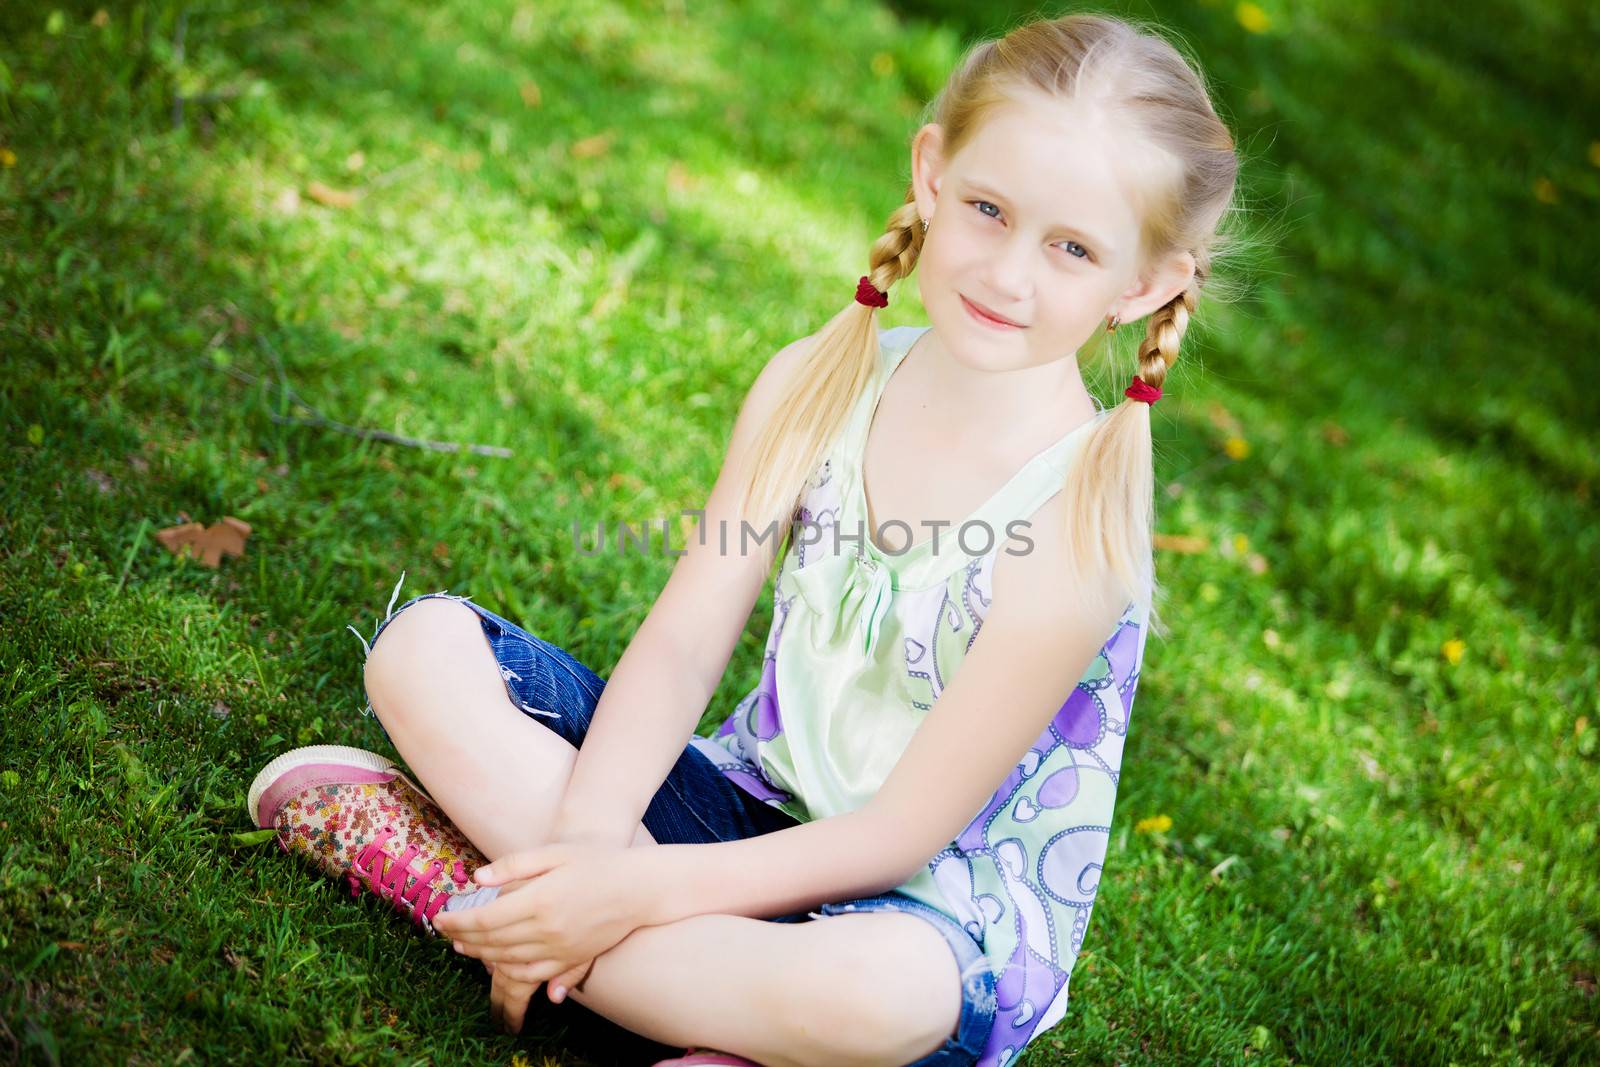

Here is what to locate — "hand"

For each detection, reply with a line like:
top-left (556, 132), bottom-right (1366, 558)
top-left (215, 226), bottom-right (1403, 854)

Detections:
top-left (435, 843), bottom-right (643, 1012)
top-left (483, 960), bottom-right (541, 1035)
top-left (481, 958), bottom-right (593, 1033)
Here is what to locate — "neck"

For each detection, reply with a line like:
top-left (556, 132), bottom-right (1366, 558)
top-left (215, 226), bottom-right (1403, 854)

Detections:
top-left (912, 327), bottom-right (1100, 450)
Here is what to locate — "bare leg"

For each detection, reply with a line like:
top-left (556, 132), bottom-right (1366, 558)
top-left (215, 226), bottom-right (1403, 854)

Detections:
top-left (361, 596), bottom-right (658, 859)
top-left (560, 910), bottom-right (965, 1067)
top-left (362, 597), bottom-right (963, 1066)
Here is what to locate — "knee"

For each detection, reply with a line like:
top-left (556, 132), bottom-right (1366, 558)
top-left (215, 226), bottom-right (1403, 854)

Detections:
top-left (363, 597), bottom-right (487, 702)
top-left (780, 927), bottom-right (961, 1067)
top-left (821, 994), bottom-right (957, 1067)
top-left (782, 995), bottom-right (936, 1067)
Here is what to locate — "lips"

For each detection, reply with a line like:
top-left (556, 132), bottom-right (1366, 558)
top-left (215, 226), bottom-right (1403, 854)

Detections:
top-left (961, 294), bottom-right (1025, 329)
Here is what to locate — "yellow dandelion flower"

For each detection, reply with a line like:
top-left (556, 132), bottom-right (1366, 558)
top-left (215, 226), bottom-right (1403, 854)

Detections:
top-left (1235, 3), bottom-right (1271, 33)
top-left (871, 52), bottom-right (895, 78)
top-left (1533, 177), bottom-right (1559, 204)
top-left (1590, 142), bottom-right (1600, 168)
top-left (1233, 532), bottom-right (1251, 555)
top-left (0, 148), bottom-right (16, 168)
top-left (1441, 638), bottom-right (1465, 665)
top-left (1135, 814), bottom-right (1173, 834)
top-left (1224, 436), bottom-right (1250, 459)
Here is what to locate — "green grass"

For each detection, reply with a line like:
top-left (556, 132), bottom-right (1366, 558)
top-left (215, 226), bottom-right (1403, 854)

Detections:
top-left (2, 0), bottom-right (1597, 1063)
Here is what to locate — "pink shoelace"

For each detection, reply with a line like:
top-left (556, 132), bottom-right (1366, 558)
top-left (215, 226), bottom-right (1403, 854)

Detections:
top-left (347, 826), bottom-right (470, 927)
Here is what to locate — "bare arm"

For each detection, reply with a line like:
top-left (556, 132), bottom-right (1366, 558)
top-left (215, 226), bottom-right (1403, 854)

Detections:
top-left (549, 335), bottom-right (818, 846)
top-left (630, 491), bottom-right (1128, 924)
top-left (632, 808), bottom-right (905, 925)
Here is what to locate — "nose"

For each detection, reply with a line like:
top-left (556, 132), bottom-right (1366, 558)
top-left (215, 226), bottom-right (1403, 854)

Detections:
top-left (977, 231), bottom-right (1034, 302)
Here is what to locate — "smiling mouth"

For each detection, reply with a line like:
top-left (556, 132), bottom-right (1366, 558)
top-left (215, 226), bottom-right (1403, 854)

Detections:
top-left (961, 295), bottom-right (1025, 329)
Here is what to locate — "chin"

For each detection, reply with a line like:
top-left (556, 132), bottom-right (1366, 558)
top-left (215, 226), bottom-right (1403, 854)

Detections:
top-left (933, 307), bottom-right (1020, 367)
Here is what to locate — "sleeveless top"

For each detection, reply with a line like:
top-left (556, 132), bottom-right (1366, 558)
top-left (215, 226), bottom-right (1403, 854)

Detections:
top-left (688, 324), bottom-right (1151, 1066)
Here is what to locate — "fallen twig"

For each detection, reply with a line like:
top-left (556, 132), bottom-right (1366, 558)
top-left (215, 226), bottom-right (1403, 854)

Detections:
top-left (364, 157), bottom-right (429, 189)
top-left (192, 335), bottom-right (513, 458)
top-left (264, 410), bottom-right (512, 457)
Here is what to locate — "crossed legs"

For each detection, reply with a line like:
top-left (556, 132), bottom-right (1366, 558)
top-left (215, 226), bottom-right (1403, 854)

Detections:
top-left (362, 597), bottom-right (963, 1067)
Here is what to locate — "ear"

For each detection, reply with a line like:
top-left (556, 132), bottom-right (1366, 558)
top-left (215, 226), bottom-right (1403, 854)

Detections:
top-left (911, 124), bottom-right (947, 225)
top-left (1113, 249), bottom-right (1196, 323)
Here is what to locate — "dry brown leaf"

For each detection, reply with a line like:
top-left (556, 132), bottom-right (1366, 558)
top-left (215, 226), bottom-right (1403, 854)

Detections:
top-left (1320, 421), bottom-right (1349, 447)
top-left (222, 947), bottom-right (259, 978)
top-left (156, 516), bottom-right (251, 567)
top-left (666, 160), bottom-right (694, 191)
top-left (1153, 532), bottom-right (1208, 554)
top-left (1205, 401), bottom-right (1242, 436)
top-left (570, 131), bottom-right (615, 159)
top-left (519, 79), bottom-right (542, 108)
top-left (305, 180), bottom-right (359, 209)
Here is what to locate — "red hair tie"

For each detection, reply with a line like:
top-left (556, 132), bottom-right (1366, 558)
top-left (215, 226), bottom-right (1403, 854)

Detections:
top-left (1124, 376), bottom-right (1162, 405)
top-left (855, 276), bottom-right (889, 308)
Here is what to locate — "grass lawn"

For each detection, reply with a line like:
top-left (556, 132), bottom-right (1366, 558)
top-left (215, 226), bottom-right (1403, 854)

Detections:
top-left (2, 0), bottom-right (1597, 1063)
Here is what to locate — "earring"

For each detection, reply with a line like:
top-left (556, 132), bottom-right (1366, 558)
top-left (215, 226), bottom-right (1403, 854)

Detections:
top-left (1105, 313), bottom-right (1120, 332)
top-left (920, 217), bottom-right (929, 233)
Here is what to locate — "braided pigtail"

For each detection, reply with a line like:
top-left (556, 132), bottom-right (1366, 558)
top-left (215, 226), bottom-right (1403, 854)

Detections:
top-left (1065, 249), bottom-right (1210, 639)
top-left (1130, 257), bottom-right (1203, 401)
top-left (735, 186), bottom-right (927, 563)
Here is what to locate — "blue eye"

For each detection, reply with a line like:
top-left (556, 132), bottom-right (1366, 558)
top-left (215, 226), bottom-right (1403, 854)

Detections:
top-left (972, 201), bottom-right (1092, 260)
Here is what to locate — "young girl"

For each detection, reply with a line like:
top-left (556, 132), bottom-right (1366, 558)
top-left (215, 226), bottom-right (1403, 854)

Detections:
top-left (246, 12), bottom-right (1239, 1067)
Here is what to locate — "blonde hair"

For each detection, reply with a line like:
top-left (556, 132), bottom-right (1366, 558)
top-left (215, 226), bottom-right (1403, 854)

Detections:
top-left (738, 12), bottom-right (1243, 639)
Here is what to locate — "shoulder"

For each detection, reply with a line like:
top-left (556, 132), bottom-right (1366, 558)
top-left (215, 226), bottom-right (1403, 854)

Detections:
top-left (742, 333), bottom-right (818, 411)
top-left (990, 483), bottom-right (1126, 640)
top-left (727, 332), bottom-right (819, 439)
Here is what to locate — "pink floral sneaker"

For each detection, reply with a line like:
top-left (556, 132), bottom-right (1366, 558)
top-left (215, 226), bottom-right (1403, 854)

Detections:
top-left (247, 744), bottom-right (489, 932)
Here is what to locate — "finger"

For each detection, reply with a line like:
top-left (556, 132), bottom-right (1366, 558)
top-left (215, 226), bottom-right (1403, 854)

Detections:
top-left (504, 980), bottom-right (533, 1035)
top-left (548, 961), bottom-right (591, 1004)
top-left (456, 940), bottom-right (550, 965)
top-left (492, 970), bottom-right (537, 1035)
top-left (435, 888), bottom-right (543, 937)
top-left (499, 961), bottom-right (547, 984)
top-left (448, 916), bottom-right (549, 949)
top-left (452, 925), bottom-right (552, 962)
top-left (474, 847), bottom-right (566, 887)
top-left (489, 972), bottom-right (507, 1032)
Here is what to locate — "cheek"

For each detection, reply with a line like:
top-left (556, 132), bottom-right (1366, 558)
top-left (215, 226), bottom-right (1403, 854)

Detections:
top-left (1033, 291), bottom-right (1106, 342)
top-left (916, 225), bottom-right (969, 285)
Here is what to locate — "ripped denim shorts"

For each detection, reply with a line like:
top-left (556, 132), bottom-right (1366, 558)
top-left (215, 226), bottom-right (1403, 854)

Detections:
top-left (350, 572), bottom-right (997, 1066)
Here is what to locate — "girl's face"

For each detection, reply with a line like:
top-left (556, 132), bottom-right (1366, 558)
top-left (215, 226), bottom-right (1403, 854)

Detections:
top-left (910, 95), bottom-right (1194, 372)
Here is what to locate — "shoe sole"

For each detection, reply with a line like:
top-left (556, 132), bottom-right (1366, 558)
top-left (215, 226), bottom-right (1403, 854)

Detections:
top-left (246, 744), bottom-right (401, 828)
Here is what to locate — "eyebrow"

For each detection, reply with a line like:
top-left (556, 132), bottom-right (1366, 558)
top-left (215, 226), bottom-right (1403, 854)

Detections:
top-left (961, 180), bottom-right (1111, 250)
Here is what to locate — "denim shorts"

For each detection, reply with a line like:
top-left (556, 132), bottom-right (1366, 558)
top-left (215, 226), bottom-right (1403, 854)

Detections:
top-left (350, 572), bottom-right (997, 1067)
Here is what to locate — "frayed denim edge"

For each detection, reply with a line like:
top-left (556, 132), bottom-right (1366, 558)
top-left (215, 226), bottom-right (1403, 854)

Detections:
top-left (348, 570), bottom-right (567, 726)
top-left (348, 569), bottom-right (475, 719)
